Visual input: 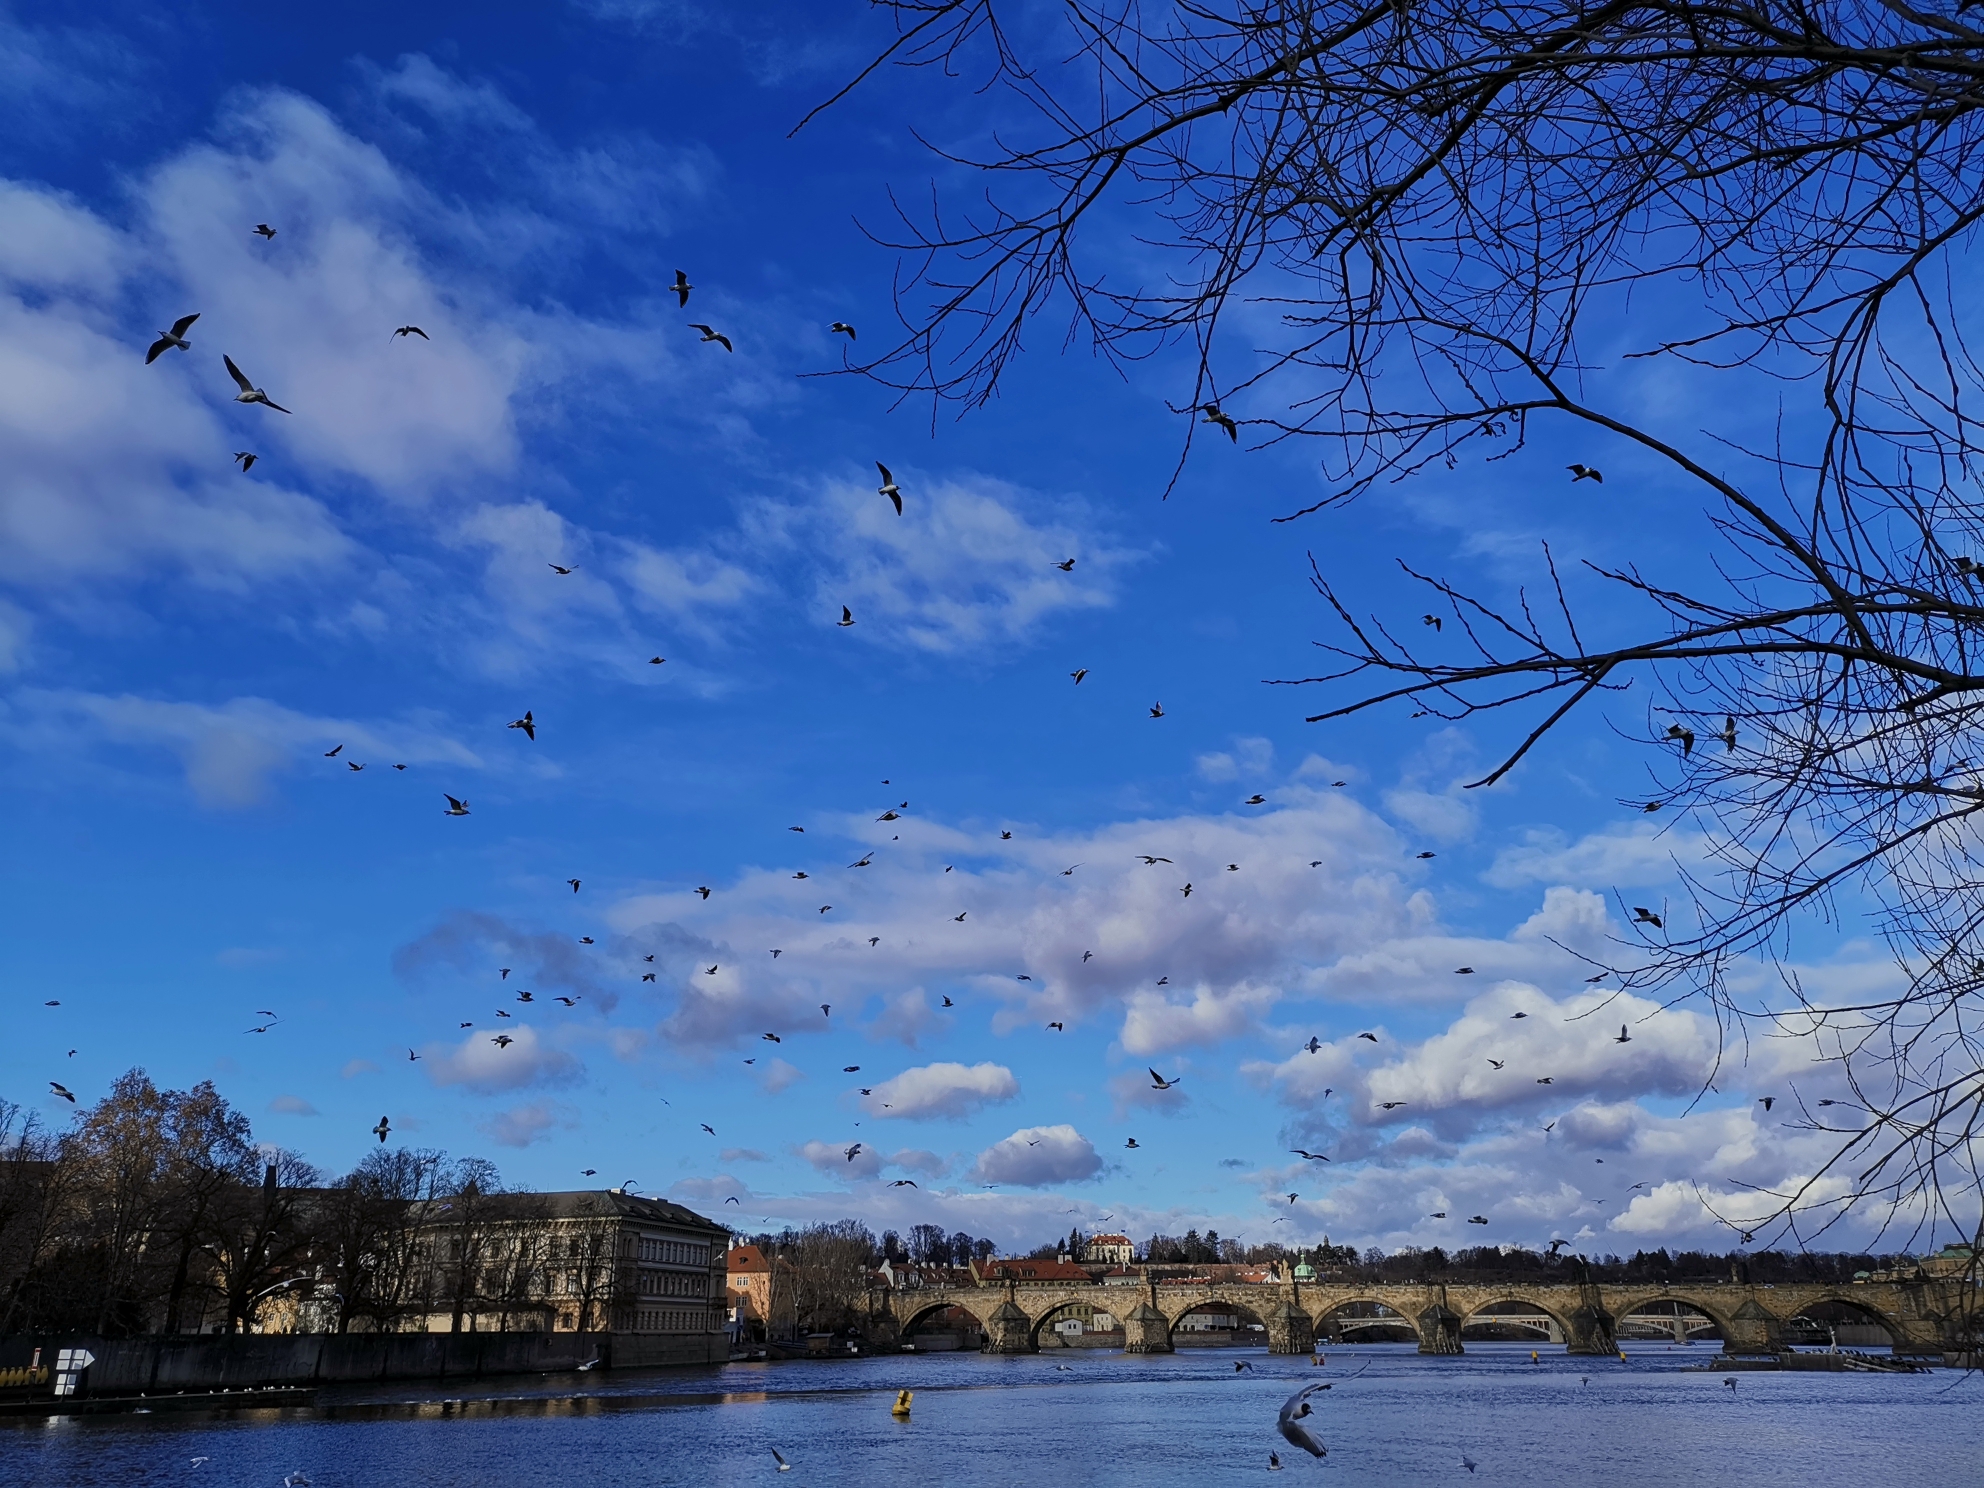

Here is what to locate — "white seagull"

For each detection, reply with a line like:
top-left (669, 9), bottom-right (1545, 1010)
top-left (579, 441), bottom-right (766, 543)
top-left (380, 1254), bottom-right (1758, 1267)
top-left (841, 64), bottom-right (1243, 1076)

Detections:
top-left (146, 313), bottom-right (200, 364)
top-left (1277, 1383), bottom-right (1331, 1458)
top-left (223, 354), bottom-right (291, 413)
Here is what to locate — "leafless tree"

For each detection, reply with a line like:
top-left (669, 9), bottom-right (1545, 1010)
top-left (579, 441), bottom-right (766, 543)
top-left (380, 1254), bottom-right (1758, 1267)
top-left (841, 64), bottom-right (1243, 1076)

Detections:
top-left (203, 1148), bottom-right (323, 1334)
top-left (821, 0), bottom-right (1984, 1281)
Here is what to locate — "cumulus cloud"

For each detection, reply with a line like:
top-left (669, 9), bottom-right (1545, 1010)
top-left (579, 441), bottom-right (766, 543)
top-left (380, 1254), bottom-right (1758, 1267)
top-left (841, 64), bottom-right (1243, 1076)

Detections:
top-left (971, 1125), bottom-right (1102, 1187)
top-left (799, 1139), bottom-right (884, 1180)
top-left (758, 1058), bottom-right (805, 1095)
top-left (266, 1095), bottom-right (318, 1116)
top-left (10, 689), bottom-right (480, 808)
top-left (424, 1025), bottom-right (582, 1094)
top-left (862, 1061), bottom-right (1019, 1120)
top-left (1486, 822), bottom-right (1707, 890)
top-left (482, 1100), bottom-right (571, 1148)
top-left (393, 909), bottom-right (620, 1008)
top-left (747, 469), bottom-right (1138, 654)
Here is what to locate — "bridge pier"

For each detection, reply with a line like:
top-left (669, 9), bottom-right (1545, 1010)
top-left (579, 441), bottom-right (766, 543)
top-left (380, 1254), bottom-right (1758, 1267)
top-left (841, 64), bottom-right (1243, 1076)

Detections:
top-left (1564, 1304), bottom-right (1618, 1356)
top-left (1415, 1303), bottom-right (1464, 1355)
top-left (1266, 1301), bottom-right (1315, 1355)
top-left (1122, 1301), bottom-right (1173, 1354)
top-left (1722, 1298), bottom-right (1783, 1355)
top-left (982, 1298), bottom-right (1037, 1354)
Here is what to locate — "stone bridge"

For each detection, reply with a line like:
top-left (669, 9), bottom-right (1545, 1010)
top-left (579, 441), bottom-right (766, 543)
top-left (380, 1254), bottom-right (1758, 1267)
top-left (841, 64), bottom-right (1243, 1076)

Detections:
top-left (873, 1277), bottom-right (1970, 1358)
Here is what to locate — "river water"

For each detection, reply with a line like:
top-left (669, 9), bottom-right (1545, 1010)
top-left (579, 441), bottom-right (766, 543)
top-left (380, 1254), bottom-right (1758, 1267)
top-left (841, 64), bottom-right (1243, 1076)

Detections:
top-left (3, 1344), bottom-right (1977, 1487)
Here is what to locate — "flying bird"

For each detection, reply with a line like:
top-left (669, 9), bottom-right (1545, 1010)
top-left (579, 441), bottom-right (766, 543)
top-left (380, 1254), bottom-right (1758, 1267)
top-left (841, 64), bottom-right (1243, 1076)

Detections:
top-left (549, 563), bottom-right (575, 574)
top-left (1357, 1032), bottom-right (1378, 1042)
top-left (556, 996), bottom-right (580, 1006)
top-left (508, 711), bottom-right (536, 739)
top-left (1536, 1077), bottom-right (1554, 1085)
top-left (253, 223), bottom-right (277, 239)
top-left (392, 325), bottom-right (429, 340)
top-left (1614, 1025), bottom-right (1632, 1044)
top-left (1245, 794), bottom-right (1266, 805)
top-left (844, 1143), bottom-right (863, 1162)
top-left (771, 1447), bottom-right (791, 1472)
top-left (1666, 723), bottom-right (1695, 755)
top-left (1423, 614), bottom-right (1442, 631)
top-left (763, 1033), bottom-right (781, 1043)
top-left (1378, 1101), bottom-right (1407, 1110)
top-left (565, 878), bottom-right (581, 894)
top-left (1416, 851), bottom-right (1436, 859)
top-left (1277, 1383), bottom-right (1331, 1458)
top-left (232, 450), bottom-right (257, 471)
top-left (889, 1179), bottom-right (918, 1188)
top-left (1138, 856), bottom-right (1173, 865)
top-left (372, 1116), bottom-right (391, 1142)
top-left (1047, 1021), bottom-right (1064, 1031)
top-left (1201, 403), bottom-right (1239, 441)
top-left (876, 462), bottom-right (902, 514)
top-left (831, 321), bottom-right (855, 339)
top-left (407, 1049), bottom-right (420, 1062)
top-left (701, 1124), bottom-right (716, 1135)
top-left (1149, 702), bottom-right (1165, 718)
top-left (1758, 1096), bottom-right (1775, 1111)
top-left (1057, 558), bottom-right (1076, 571)
top-left (705, 965), bottom-right (718, 975)
top-left (1292, 1149), bottom-right (1330, 1161)
top-left (1148, 1069), bottom-right (1181, 1090)
top-left (441, 791), bottom-right (470, 815)
top-left (1070, 668), bottom-right (1089, 684)
top-left (1487, 1059), bottom-right (1505, 1070)
top-left (1468, 1216), bottom-right (1489, 1225)
top-left (1632, 907), bottom-right (1664, 929)
top-left (1718, 715), bottom-right (1738, 751)
top-left (1510, 1011), bottom-right (1528, 1020)
top-left (942, 996), bottom-right (954, 1007)
top-left (1567, 463), bottom-right (1603, 483)
top-left (492, 1034), bottom-right (513, 1048)
top-left (1125, 1138), bottom-right (1140, 1149)
top-left (689, 323), bottom-right (733, 351)
top-left (145, 313), bottom-right (200, 364)
top-left (1456, 967), bottom-right (1475, 975)
top-left (49, 1082), bottom-right (75, 1103)
top-left (1180, 883), bottom-right (1193, 897)
top-left (696, 887), bottom-right (711, 899)
top-left (223, 354), bottom-right (291, 412)
top-left (1303, 1037), bottom-right (1321, 1053)
top-left (837, 606), bottom-right (856, 627)
top-left (672, 270), bottom-right (693, 307)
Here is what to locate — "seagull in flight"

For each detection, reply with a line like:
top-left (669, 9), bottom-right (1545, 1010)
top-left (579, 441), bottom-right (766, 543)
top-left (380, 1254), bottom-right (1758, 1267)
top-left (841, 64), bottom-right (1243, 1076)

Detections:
top-left (1149, 701), bottom-right (1165, 718)
top-left (1071, 668), bottom-right (1088, 683)
top-left (443, 794), bottom-right (471, 816)
top-left (1291, 1149), bottom-right (1329, 1161)
top-left (253, 223), bottom-right (277, 239)
top-left (1277, 1383), bottom-right (1331, 1458)
top-left (49, 1082), bottom-right (76, 1103)
top-left (232, 450), bottom-right (258, 471)
top-left (837, 606), bottom-right (855, 627)
top-left (1201, 403), bottom-right (1238, 441)
top-left (508, 711), bottom-right (536, 739)
top-left (1614, 1025), bottom-right (1632, 1043)
top-left (1567, 463), bottom-right (1603, 483)
top-left (689, 323), bottom-right (732, 351)
top-left (392, 325), bottom-right (429, 340)
top-left (146, 313), bottom-right (199, 363)
top-left (372, 1116), bottom-right (391, 1142)
top-left (844, 1143), bottom-right (863, 1162)
top-left (491, 1034), bottom-right (513, 1048)
top-left (876, 462), bottom-right (902, 514)
top-left (549, 563), bottom-right (575, 574)
top-left (1304, 1037), bottom-right (1322, 1053)
top-left (672, 270), bottom-right (693, 307)
top-left (1138, 855), bottom-right (1172, 865)
top-left (1148, 1068), bottom-right (1181, 1090)
top-left (831, 321), bottom-right (855, 339)
top-left (223, 354), bottom-right (291, 412)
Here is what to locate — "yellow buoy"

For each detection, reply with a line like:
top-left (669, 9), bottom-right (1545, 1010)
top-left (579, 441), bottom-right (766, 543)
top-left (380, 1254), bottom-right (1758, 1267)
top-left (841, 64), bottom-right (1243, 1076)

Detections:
top-left (891, 1389), bottom-right (913, 1419)
top-left (1530, 1351), bottom-right (1539, 1363)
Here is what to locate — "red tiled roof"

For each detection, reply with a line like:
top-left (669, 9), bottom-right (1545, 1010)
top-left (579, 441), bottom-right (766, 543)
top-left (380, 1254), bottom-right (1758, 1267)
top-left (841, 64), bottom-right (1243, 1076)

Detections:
top-left (728, 1245), bottom-right (770, 1273)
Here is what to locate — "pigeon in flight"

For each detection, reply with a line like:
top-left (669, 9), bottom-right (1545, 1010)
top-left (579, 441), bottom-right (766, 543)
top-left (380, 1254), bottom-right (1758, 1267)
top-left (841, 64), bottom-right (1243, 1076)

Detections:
top-left (556, 996), bottom-right (580, 1006)
top-left (223, 354), bottom-right (291, 412)
top-left (372, 1116), bottom-right (391, 1141)
top-left (508, 711), bottom-right (536, 740)
top-left (876, 462), bottom-right (902, 514)
top-left (831, 321), bottom-right (855, 339)
top-left (1567, 463), bottom-right (1603, 483)
top-left (763, 1033), bottom-right (781, 1043)
top-left (1455, 966), bottom-right (1475, 975)
top-left (146, 313), bottom-right (200, 364)
top-left (1416, 851), bottom-right (1436, 859)
top-left (407, 1049), bottom-right (420, 1062)
top-left (392, 325), bottom-right (429, 340)
top-left (1180, 883), bottom-right (1193, 897)
top-left (689, 323), bottom-right (733, 351)
top-left (1468, 1216), bottom-right (1489, 1225)
top-left (942, 995), bottom-right (954, 1007)
top-left (672, 270), bottom-right (693, 306)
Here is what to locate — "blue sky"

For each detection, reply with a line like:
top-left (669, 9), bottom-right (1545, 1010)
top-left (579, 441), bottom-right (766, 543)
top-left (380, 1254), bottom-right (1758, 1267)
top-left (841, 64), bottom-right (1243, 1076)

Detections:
top-left (0, 1), bottom-right (1907, 1257)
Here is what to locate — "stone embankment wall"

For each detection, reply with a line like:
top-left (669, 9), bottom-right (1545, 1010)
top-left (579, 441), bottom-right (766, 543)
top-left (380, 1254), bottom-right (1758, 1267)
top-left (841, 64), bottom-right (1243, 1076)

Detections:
top-left (0, 1330), bottom-right (725, 1392)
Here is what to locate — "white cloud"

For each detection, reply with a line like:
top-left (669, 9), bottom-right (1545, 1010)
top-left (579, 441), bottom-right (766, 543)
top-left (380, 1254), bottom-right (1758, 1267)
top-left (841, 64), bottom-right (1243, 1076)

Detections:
top-left (1196, 737), bottom-right (1274, 782)
top-left (747, 469), bottom-right (1138, 653)
top-left (971, 1124), bottom-right (1102, 1187)
top-left (424, 1025), bottom-right (583, 1094)
top-left (758, 1058), bottom-right (805, 1095)
top-left (862, 1061), bottom-right (1019, 1120)
top-left (483, 1100), bottom-right (573, 1147)
top-left (799, 1139), bottom-right (884, 1180)
top-left (266, 1095), bottom-right (318, 1116)
top-left (13, 689), bottom-right (479, 808)
top-left (1486, 822), bottom-right (1706, 890)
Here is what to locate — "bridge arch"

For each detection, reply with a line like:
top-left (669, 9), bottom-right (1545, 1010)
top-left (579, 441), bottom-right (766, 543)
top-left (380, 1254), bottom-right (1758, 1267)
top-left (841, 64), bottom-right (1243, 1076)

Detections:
top-left (1313, 1297), bottom-right (1418, 1344)
top-left (1029, 1295), bottom-right (1128, 1348)
top-left (1459, 1296), bottom-right (1577, 1344)
top-left (1163, 1295), bottom-right (1271, 1346)
top-left (898, 1298), bottom-right (991, 1350)
top-left (1604, 1291), bottom-right (1739, 1341)
top-left (1783, 1293), bottom-right (1905, 1348)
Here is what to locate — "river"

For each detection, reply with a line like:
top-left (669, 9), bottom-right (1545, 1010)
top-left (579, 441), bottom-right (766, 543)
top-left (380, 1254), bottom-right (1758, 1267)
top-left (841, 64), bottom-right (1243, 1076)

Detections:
top-left (3, 1343), bottom-right (1978, 1487)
